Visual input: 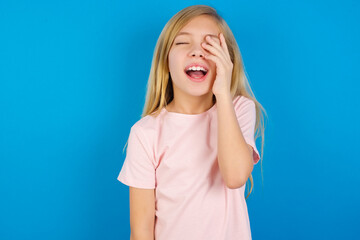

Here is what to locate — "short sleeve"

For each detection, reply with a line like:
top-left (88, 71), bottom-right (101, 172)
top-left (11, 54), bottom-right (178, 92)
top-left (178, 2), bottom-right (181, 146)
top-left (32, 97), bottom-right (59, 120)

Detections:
top-left (117, 126), bottom-right (156, 189)
top-left (235, 98), bottom-right (260, 165)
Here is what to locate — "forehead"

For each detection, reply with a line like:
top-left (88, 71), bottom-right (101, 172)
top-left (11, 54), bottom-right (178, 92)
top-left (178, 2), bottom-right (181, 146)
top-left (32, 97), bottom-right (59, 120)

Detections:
top-left (175, 15), bottom-right (220, 39)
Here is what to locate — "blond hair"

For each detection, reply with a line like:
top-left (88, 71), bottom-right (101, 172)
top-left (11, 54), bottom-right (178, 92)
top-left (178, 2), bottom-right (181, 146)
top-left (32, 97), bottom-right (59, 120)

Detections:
top-left (124, 4), bottom-right (267, 199)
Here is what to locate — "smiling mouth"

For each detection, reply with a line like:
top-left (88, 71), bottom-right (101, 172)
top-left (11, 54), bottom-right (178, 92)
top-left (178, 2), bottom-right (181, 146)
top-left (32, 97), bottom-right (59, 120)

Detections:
top-left (184, 69), bottom-right (208, 78)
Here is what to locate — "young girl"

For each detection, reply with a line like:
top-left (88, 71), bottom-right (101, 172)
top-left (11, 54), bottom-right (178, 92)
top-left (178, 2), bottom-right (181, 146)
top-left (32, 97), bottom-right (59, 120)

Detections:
top-left (117, 4), bottom-right (266, 240)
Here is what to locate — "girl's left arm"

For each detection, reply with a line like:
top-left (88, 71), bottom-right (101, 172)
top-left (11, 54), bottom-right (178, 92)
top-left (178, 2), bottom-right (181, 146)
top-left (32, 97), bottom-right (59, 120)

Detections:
top-left (202, 33), bottom-right (253, 189)
top-left (216, 94), bottom-right (254, 189)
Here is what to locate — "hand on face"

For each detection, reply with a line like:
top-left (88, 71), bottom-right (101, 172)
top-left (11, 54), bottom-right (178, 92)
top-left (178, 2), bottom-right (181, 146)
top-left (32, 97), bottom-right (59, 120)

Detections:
top-left (202, 33), bottom-right (233, 98)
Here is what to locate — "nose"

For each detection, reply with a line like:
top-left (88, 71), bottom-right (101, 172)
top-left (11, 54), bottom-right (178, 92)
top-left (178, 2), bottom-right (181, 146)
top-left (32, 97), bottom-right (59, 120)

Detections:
top-left (190, 43), bottom-right (206, 58)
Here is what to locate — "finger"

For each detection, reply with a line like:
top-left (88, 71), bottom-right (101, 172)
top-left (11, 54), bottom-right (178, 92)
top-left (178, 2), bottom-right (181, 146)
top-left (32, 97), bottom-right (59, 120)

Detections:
top-left (204, 52), bottom-right (227, 73)
top-left (219, 33), bottom-right (231, 61)
top-left (202, 41), bottom-right (227, 65)
top-left (218, 33), bottom-right (232, 64)
top-left (204, 53), bottom-right (221, 67)
top-left (204, 35), bottom-right (228, 60)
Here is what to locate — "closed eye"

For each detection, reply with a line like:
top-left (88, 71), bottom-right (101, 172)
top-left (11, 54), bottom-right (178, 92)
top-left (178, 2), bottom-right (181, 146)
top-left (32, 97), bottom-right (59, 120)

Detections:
top-left (175, 42), bottom-right (188, 45)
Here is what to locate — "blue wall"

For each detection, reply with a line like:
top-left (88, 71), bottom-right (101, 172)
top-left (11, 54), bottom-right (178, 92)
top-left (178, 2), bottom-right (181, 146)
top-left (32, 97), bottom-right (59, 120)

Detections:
top-left (1, 0), bottom-right (359, 239)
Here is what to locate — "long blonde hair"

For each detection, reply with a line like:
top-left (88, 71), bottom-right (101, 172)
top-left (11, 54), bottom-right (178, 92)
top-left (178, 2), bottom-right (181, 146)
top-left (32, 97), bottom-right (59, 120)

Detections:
top-left (124, 4), bottom-right (267, 199)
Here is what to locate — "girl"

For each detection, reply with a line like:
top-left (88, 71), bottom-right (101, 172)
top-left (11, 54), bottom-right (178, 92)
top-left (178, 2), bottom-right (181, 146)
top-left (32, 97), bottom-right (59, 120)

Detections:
top-left (117, 4), bottom-right (267, 240)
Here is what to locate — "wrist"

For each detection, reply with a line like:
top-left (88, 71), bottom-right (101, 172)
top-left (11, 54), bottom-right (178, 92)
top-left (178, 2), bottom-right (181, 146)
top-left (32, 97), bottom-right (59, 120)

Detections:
top-left (215, 92), bottom-right (232, 102)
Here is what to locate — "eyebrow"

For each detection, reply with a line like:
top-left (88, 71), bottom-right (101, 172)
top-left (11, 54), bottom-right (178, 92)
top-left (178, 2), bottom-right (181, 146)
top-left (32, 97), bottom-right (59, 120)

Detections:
top-left (175, 31), bottom-right (219, 39)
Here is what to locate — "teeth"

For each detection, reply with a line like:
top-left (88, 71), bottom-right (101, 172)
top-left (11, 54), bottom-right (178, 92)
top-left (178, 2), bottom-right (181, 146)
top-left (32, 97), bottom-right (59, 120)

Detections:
top-left (186, 66), bottom-right (207, 72)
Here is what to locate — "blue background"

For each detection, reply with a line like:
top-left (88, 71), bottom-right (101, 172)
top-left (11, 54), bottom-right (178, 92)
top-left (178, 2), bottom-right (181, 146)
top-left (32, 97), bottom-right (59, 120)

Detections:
top-left (1, 0), bottom-right (359, 239)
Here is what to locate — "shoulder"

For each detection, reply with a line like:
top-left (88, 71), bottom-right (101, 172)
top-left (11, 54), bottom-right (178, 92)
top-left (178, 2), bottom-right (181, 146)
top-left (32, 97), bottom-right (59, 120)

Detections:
top-left (233, 95), bottom-right (256, 110)
top-left (129, 112), bottom-right (162, 141)
top-left (232, 95), bottom-right (256, 121)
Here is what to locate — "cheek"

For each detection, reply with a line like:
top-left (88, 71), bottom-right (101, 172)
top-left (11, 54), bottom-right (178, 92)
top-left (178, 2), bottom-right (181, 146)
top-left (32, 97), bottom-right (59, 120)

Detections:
top-left (168, 51), bottom-right (182, 71)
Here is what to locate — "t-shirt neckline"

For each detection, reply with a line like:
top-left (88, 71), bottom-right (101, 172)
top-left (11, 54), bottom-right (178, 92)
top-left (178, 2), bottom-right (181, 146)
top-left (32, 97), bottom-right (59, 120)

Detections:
top-left (161, 96), bottom-right (243, 118)
top-left (163, 102), bottom-right (217, 118)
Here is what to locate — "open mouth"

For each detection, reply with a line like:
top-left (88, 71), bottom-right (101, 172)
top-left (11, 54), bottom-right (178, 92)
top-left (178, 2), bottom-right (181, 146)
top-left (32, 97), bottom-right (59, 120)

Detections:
top-left (184, 69), bottom-right (208, 79)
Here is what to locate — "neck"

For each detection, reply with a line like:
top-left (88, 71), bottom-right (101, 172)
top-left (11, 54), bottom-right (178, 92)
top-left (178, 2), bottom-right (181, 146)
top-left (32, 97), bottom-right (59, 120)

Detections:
top-left (167, 93), bottom-right (215, 114)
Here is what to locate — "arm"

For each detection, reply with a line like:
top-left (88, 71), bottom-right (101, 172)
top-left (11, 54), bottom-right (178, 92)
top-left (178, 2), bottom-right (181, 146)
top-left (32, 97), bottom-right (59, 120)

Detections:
top-left (129, 187), bottom-right (156, 240)
top-left (216, 94), bottom-right (254, 189)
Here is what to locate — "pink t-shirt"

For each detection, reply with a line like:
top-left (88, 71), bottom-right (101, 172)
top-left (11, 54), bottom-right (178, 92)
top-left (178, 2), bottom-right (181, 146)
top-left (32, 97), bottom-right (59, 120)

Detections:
top-left (117, 95), bottom-right (260, 240)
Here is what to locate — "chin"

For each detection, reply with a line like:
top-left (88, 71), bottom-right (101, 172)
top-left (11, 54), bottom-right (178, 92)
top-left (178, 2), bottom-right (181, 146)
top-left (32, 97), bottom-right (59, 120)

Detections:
top-left (186, 86), bottom-right (213, 96)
